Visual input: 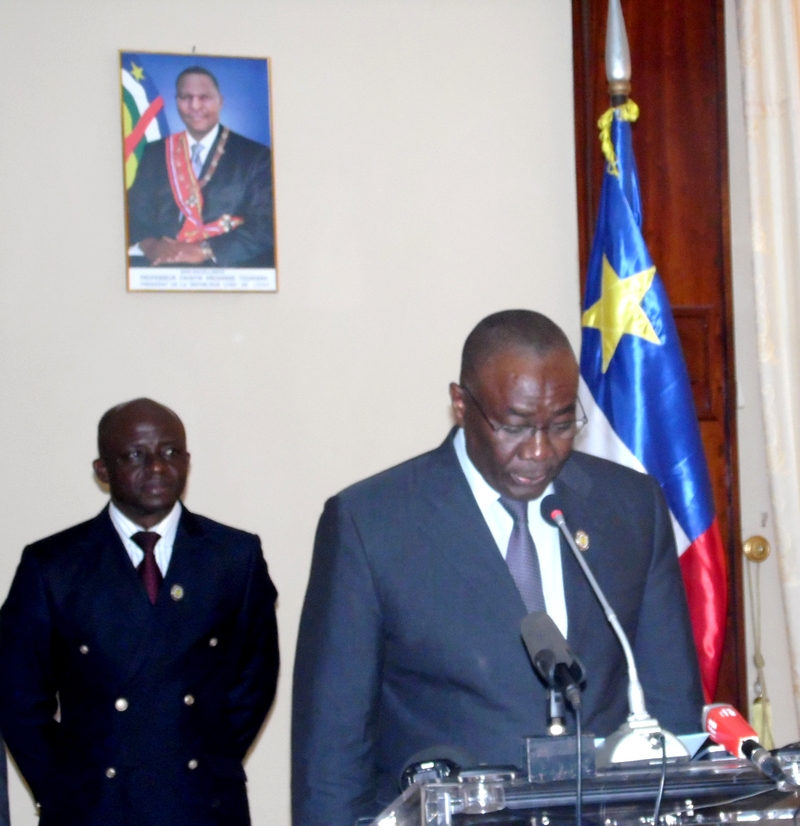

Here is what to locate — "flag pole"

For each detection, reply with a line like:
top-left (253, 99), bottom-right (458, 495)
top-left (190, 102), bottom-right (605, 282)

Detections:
top-left (605, 0), bottom-right (631, 104)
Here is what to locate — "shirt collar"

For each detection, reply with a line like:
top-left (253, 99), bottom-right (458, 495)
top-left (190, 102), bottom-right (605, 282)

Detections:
top-left (108, 500), bottom-right (182, 539)
top-left (453, 427), bottom-right (505, 511)
top-left (186, 123), bottom-right (220, 153)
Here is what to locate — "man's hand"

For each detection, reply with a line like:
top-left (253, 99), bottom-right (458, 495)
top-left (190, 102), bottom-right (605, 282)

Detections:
top-left (139, 237), bottom-right (211, 265)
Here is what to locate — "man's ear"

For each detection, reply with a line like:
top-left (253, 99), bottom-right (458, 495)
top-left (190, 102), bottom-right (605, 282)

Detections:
top-left (449, 383), bottom-right (466, 427)
top-left (93, 458), bottom-right (109, 485)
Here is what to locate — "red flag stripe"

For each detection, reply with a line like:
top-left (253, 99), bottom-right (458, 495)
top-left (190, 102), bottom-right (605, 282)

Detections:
top-left (679, 519), bottom-right (728, 702)
top-left (124, 97), bottom-right (164, 161)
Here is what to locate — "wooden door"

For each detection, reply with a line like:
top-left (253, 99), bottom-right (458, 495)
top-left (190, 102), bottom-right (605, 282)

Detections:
top-left (572, 0), bottom-right (745, 709)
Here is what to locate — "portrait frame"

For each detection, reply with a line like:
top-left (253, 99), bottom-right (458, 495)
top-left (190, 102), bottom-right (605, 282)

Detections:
top-left (120, 50), bottom-right (278, 293)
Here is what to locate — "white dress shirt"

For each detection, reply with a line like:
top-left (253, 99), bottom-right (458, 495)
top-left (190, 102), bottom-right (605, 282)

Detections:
top-left (108, 501), bottom-right (182, 576)
top-left (453, 428), bottom-right (568, 637)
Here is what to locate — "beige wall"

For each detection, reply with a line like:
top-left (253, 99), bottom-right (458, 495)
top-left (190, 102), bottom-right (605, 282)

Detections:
top-left (0, 1), bottom-right (579, 823)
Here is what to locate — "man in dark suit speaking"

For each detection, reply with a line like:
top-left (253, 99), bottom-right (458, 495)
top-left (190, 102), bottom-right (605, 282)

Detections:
top-left (0, 398), bottom-right (279, 826)
top-left (292, 310), bottom-right (703, 826)
top-left (127, 67), bottom-right (275, 269)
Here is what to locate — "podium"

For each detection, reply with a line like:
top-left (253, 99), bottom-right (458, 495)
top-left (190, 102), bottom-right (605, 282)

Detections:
top-left (368, 746), bottom-right (800, 826)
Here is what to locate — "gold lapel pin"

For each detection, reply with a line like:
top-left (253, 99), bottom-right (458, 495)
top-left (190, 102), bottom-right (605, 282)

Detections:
top-left (170, 584), bottom-right (185, 601)
top-left (575, 531), bottom-right (590, 551)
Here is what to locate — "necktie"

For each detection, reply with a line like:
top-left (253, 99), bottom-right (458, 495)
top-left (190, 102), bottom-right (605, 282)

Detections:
top-left (499, 497), bottom-right (546, 613)
top-left (132, 531), bottom-right (162, 604)
top-left (190, 143), bottom-right (204, 177)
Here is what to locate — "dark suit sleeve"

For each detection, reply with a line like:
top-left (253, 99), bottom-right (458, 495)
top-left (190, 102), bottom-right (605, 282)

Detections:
top-left (633, 476), bottom-right (704, 733)
top-left (226, 537), bottom-right (280, 758)
top-left (0, 547), bottom-right (60, 805)
top-left (127, 140), bottom-right (174, 246)
top-left (292, 497), bottom-right (384, 826)
top-left (206, 141), bottom-right (275, 268)
top-left (0, 730), bottom-right (9, 826)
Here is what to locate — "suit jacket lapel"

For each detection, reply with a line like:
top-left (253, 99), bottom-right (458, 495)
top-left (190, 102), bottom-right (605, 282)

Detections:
top-left (79, 506), bottom-right (211, 683)
top-left (197, 125), bottom-right (223, 182)
top-left (419, 431), bottom-right (529, 618)
top-left (553, 454), bottom-right (600, 652)
top-left (120, 507), bottom-right (205, 677)
top-left (124, 508), bottom-right (218, 681)
top-left (68, 510), bottom-right (155, 681)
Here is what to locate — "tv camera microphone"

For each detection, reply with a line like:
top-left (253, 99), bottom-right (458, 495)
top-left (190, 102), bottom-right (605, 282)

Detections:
top-left (540, 495), bottom-right (689, 766)
top-left (703, 703), bottom-right (794, 788)
top-left (520, 610), bottom-right (585, 711)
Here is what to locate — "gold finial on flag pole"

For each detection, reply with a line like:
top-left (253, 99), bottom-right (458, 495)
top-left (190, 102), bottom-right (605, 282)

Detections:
top-left (606, 0), bottom-right (631, 103)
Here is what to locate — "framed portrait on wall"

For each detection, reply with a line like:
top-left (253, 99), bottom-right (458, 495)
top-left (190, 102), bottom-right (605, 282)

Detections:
top-left (120, 51), bottom-right (277, 292)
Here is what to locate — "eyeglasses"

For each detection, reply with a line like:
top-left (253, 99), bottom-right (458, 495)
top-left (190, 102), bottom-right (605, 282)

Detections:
top-left (115, 446), bottom-right (188, 468)
top-left (459, 385), bottom-right (587, 444)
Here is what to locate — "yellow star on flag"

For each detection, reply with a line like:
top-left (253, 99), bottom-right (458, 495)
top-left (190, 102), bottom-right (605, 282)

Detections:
top-left (582, 254), bottom-right (661, 372)
top-left (130, 62), bottom-right (145, 82)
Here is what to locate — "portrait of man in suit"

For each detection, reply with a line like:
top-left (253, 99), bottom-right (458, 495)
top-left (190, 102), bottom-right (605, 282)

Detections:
top-left (291, 309), bottom-right (704, 826)
top-left (0, 398), bottom-right (279, 826)
top-left (126, 64), bottom-right (275, 271)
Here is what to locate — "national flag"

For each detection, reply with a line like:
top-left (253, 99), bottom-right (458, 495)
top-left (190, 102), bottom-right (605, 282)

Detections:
top-left (575, 100), bottom-right (728, 701)
top-left (121, 54), bottom-right (170, 189)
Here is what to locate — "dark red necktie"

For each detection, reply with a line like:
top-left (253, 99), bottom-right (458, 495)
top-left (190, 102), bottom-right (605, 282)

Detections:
top-left (131, 531), bottom-right (162, 604)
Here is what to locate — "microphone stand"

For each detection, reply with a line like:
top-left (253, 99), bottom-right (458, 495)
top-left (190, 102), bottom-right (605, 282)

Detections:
top-left (551, 509), bottom-right (689, 766)
top-left (547, 690), bottom-right (567, 736)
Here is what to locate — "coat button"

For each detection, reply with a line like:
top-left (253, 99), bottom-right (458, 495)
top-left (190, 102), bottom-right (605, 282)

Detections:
top-left (115, 698), bottom-right (129, 712)
top-left (208, 637), bottom-right (218, 647)
top-left (184, 694), bottom-right (195, 706)
top-left (187, 759), bottom-right (199, 770)
top-left (106, 767), bottom-right (116, 778)
top-left (79, 644), bottom-right (89, 654)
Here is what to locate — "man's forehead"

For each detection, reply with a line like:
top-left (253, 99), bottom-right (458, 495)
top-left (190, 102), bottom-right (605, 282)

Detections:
top-left (107, 406), bottom-right (183, 435)
top-left (478, 345), bottom-right (577, 380)
top-left (125, 419), bottom-right (184, 437)
top-left (177, 74), bottom-right (218, 93)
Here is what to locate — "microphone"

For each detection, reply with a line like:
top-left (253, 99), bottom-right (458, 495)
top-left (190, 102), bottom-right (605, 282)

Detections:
top-left (398, 745), bottom-right (473, 790)
top-left (541, 495), bottom-right (689, 766)
top-left (520, 611), bottom-right (585, 710)
top-left (703, 703), bottom-right (794, 787)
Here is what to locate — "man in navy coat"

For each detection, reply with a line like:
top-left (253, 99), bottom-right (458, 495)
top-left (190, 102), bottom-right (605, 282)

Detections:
top-left (0, 398), bottom-right (279, 826)
top-left (292, 310), bottom-right (703, 826)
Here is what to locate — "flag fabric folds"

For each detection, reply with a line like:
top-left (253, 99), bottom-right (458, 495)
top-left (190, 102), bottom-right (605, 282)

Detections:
top-left (121, 55), bottom-right (169, 189)
top-left (576, 101), bottom-right (728, 701)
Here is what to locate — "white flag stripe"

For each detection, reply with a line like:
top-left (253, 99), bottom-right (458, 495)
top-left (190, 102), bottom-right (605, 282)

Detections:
top-left (121, 69), bottom-right (162, 143)
top-left (122, 70), bottom-right (149, 114)
top-left (575, 376), bottom-right (691, 556)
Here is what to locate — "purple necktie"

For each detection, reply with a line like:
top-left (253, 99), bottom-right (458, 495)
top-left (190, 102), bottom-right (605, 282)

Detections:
top-left (499, 497), bottom-right (546, 613)
top-left (132, 531), bottom-right (162, 604)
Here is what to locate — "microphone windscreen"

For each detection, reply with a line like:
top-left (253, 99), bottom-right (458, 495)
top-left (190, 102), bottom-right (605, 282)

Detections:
top-left (401, 745), bottom-right (475, 773)
top-left (540, 495), bottom-right (559, 526)
top-left (703, 703), bottom-right (759, 758)
top-left (399, 745), bottom-right (474, 789)
top-left (521, 610), bottom-right (572, 666)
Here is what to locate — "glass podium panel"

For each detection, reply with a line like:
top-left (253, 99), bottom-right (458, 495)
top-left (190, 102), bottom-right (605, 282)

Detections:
top-left (369, 752), bottom-right (800, 826)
